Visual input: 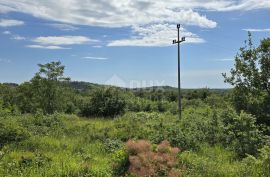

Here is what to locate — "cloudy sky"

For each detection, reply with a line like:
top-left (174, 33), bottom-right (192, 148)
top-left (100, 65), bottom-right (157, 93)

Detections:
top-left (0, 0), bottom-right (270, 88)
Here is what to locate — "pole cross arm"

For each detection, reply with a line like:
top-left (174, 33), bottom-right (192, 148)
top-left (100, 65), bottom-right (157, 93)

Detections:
top-left (172, 37), bottom-right (186, 44)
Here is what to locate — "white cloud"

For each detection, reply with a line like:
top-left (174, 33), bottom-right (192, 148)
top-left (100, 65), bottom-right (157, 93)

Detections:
top-left (32, 36), bottom-right (98, 46)
top-left (0, 58), bottom-right (11, 63)
top-left (93, 45), bottom-right (103, 48)
top-left (0, 1), bottom-right (216, 28)
top-left (26, 45), bottom-right (70, 50)
top-left (216, 0), bottom-right (270, 11)
top-left (2, 30), bottom-right (11, 34)
top-left (1, 0), bottom-right (270, 29)
top-left (83, 56), bottom-right (108, 60)
top-left (48, 23), bottom-right (79, 31)
top-left (2, 30), bottom-right (26, 40)
top-left (108, 24), bottom-right (205, 47)
top-left (243, 28), bottom-right (270, 32)
top-left (11, 35), bottom-right (26, 40)
top-left (27, 36), bottom-right (98, 49)
top-left (2, 30), bottom-right (27, 41)
top-left (0, 19), bottom-right (24, 27)
top-left (0, 4), bottom-right (15, 13)
top-left (1, 0), bottom-right (270, 47)
top-left (215, 58), bottom-right (234, 61)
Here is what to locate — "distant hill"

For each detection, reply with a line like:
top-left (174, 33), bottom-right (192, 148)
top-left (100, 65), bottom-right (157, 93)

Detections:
top-left (67, 81), bottom-right (103, 92)
top-left (1, 81), bottom-right (230, 93)
top-left (2, 83), bottom-right (19, 88)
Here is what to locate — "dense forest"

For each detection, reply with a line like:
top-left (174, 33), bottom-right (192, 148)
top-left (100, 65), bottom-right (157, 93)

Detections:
top-left (0, 34), bottom-right (270, 176)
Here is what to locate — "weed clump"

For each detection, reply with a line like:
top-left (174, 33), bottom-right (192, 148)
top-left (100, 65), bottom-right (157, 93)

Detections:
top-left (126, 139), bottom-right (182, 177)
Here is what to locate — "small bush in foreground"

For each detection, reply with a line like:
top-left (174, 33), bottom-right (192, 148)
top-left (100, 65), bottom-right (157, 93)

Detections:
top-left (0, 120), bottom-right (29, 148)
top-left (126, 140), bottom-right (182, 177)
top-left (243, 144), bottom-right (270, 176)
top-left (179, 145), bottom-right (248, 177)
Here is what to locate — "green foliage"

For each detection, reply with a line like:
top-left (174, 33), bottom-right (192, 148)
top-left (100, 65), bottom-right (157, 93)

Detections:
top-left (32, 114), bottom-right (65, 136)
top-left (0, 84), bottom-right (18, 113)
top-left (126, 95), bottom-right (177, 114)
top-left (221, 110), bottom-right (264, 157)
top-left (0, 118), bottom-right (29, 148)
top-left (111, 149), bottom-right (129, 176)
top-left (110, 109), bottom-right (264, 157)
top-left (242, 144), bottom-right (270, 176)
top-left (223, 33), bottom-right (270, 125)
top-left (179, 145), bottom-right (248, 177)
top-left (81, 87), bottom-right (126, 117)
top-left (185, 88), bottom-right (211, 100)
top-left (0, 111), bottom-right (268, 176)
top-left (103, 138), bottom-right (124, 153)
top-left (0, 56), bottom-right (269, 176)
top-left (18, 152), bottom-right (52, 168)
top-left (16, 61), bottom-right (71, 114)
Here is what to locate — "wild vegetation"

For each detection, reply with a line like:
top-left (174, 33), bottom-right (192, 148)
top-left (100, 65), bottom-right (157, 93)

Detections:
top-left (0, 34), bottom-right (270, 176)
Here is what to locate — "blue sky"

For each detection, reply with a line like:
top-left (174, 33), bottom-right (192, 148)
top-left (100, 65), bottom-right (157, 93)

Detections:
top-left (0, 0), bottom-right (270, 88)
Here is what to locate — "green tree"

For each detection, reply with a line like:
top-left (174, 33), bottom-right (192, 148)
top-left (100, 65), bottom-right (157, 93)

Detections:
top-left (81, 87), bottom-right (126, 117)
top-left (17, 61), bottom-right (70, 114)
top-left (223, 32), bottom-right (270, 125)
top-left (35, 61), bottom-right (70, 114)
top-left (0, 84), bottom-right (17, 113)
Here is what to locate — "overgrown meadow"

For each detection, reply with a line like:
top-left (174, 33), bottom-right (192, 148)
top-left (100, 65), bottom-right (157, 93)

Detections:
top-left (1, 35), bottom-right (270, 176)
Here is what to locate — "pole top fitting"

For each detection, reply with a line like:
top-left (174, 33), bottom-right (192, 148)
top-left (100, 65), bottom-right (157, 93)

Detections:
top-left (177, 24), bottom-right (180, 28)
top-left (181, 37), bottom-right (186, 42)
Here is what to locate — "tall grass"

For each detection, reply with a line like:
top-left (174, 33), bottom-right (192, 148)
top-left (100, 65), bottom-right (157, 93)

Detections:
top-left (0, 111), bottom-right (269, 176)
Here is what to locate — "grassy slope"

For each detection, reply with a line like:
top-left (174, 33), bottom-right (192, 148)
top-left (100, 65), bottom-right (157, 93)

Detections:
top-left (0, 114), bottom-right (116, 176)
top-left (0, 112), bottom-right (268, 177)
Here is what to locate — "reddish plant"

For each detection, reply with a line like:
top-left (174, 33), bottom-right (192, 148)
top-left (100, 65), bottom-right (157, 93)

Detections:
top-left (126, 140), bottom-right (182, 177)
top-left (126, 139), bottom-right (152, 155)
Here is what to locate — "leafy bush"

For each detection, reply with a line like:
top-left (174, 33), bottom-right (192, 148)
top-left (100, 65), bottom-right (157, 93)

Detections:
top-left (19, 152), bottom-right (52, 167)
top-left (0, 120), bottom-right (29, 148)
top-left (243, 144), bottom-right (270, 176)
top-left (21, 113), bottom-right (65, 136)
top-left (103, 138), bottom-right (124, 153)
top-left (179, 145), bottom-right (248, 177)
top-left (112, 112), bottom-right (165, 141)
top-left (81, 87), bottom-right (126, 117)
top-left (126, 140), bottom-right (182, 177)
top-left (221, 110), bottom-right (264, 157)
top-left (111, 149), bottom-right (129, 176)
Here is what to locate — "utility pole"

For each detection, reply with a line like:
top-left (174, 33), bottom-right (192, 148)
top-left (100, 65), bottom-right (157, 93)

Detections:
top-left (173, 24), bottom-right (185, 119)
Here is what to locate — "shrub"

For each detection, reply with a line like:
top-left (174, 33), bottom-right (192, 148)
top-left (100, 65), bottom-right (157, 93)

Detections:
top-left (111, 149), bottom-right (129, 176)
top-left (243, 144), bottom-right (270, 176)
top-left (126, 140), bottom-right (182, 177)
top-left (179, 145), bottom-right (248, 177)
top-left (81, 87), bottom-right (126, 117)
top-left (221, 110), bottom-right (264, 157)
top-left (0, 120), bottom-right (29, 148)
top-left (21, 113), bottom-right (65, 136)
top-left (19, 152), bottom-right (52, 167)
top-left (103, 138), bottom-right (124, 153)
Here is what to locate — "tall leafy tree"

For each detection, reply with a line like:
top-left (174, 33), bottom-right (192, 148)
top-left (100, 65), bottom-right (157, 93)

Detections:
top-left (223, 32), bottom-right (270, 125)
top-left (35, 61), bottom-right (70, 114)
top-left (17, 61), bottom-right (70, 114)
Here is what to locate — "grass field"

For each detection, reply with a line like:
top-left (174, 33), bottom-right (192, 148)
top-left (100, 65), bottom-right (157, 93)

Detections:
top-left (1, 110), bottom-right (269, 177)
